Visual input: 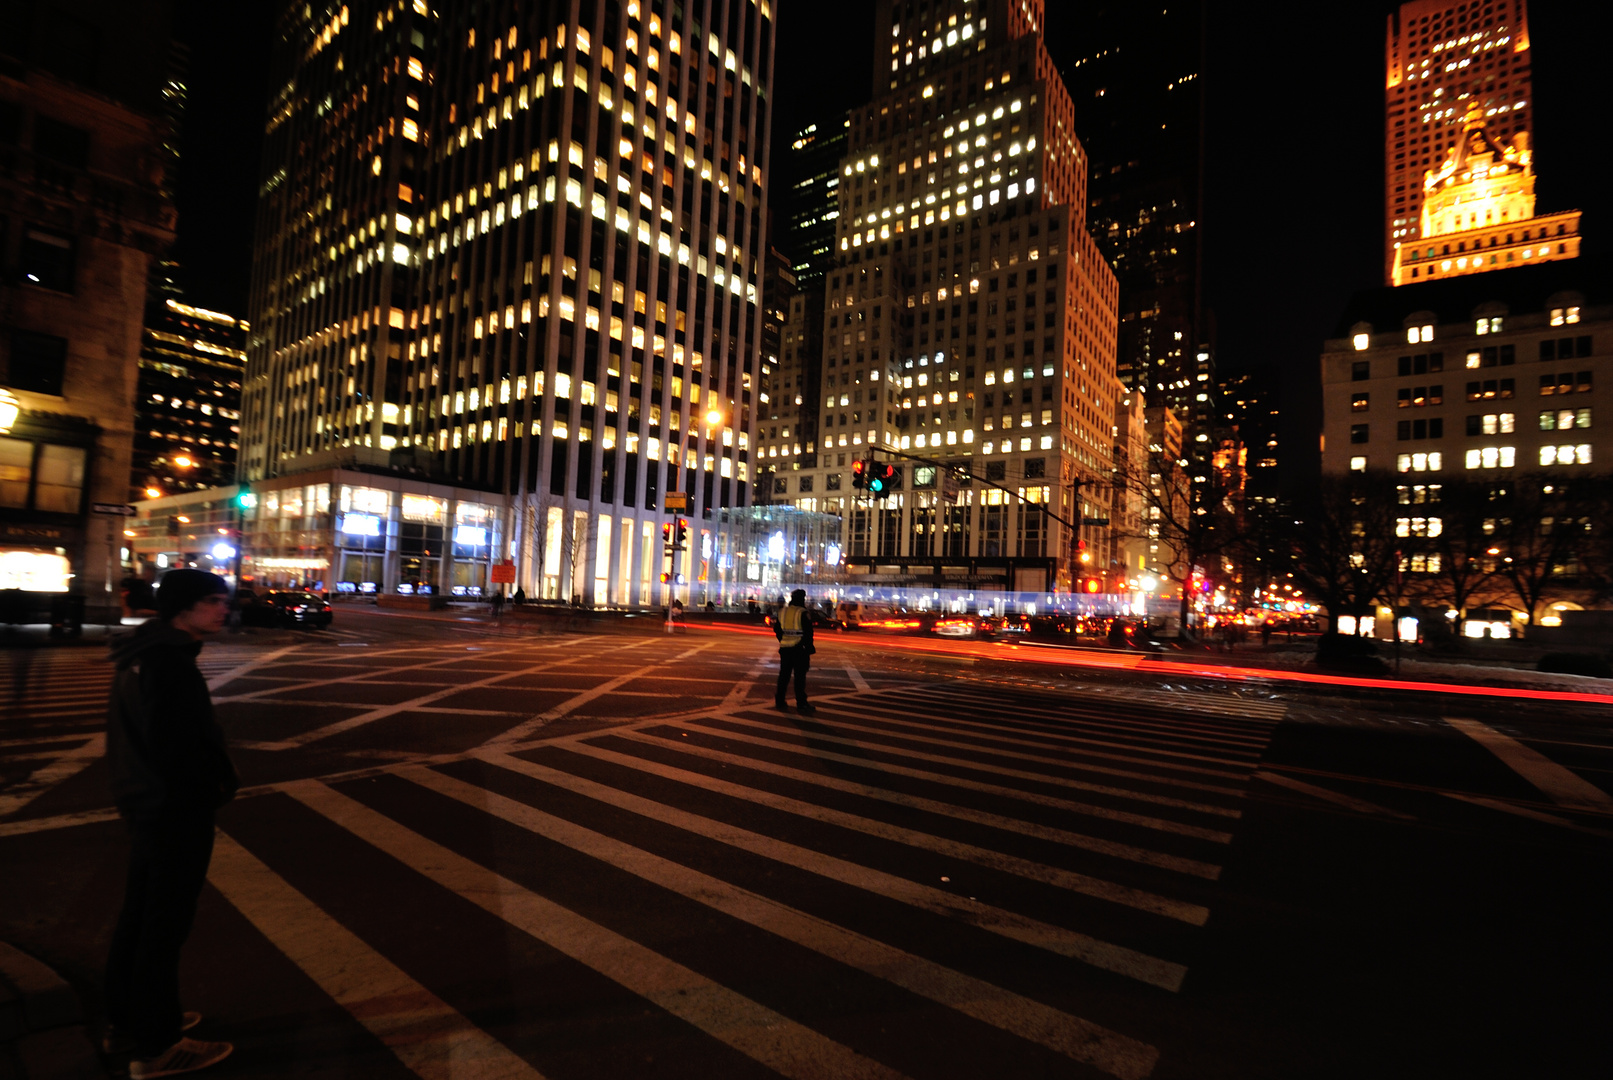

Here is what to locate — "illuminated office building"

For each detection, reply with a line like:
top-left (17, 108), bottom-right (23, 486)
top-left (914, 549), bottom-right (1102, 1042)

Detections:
top-left (1385, 0), bottom-right (1534, 283)
top-left (779, 116), bottom-right (848, 285)
top-left (776, 0), bottom-right (1123, 594)
top-left (244, 0), bottom-right (776, 603)
top-left (133, 275), bottom-right (248, 500)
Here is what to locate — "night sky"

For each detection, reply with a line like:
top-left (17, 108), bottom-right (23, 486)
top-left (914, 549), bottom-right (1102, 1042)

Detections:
top-left (167, 1), bottom-right (1607, 487)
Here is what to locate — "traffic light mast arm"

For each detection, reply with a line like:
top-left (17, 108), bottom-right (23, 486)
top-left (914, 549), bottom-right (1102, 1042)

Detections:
top-left (861, 445), bottom-right (1091, 533)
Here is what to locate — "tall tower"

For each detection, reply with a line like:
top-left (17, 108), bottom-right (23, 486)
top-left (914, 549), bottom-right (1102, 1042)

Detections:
top-left (774, 0), bottom-right (1122, 591)
top-left (1385, 0), bottom-right (1532, 284)
top-left (242, 1), bottom-right (776, 604)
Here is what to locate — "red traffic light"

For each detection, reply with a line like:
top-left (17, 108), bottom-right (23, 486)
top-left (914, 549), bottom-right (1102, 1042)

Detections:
top-left (1083, 578), bottom-right (1101, 593)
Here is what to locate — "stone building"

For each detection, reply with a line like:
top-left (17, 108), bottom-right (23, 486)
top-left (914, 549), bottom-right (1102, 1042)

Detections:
top-left (0, 2), bottom-right (177, 625)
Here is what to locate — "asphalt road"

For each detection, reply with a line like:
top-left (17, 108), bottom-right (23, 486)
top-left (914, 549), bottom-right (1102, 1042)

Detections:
top-left (2, 608), bottom-right (1611, 1079)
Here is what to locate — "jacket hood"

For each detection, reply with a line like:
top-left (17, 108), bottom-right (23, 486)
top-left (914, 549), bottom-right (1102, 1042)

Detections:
top-left (109, 618), bottom-right (201, 670)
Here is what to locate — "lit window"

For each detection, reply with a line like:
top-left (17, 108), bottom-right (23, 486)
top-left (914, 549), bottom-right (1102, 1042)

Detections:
top-left (1349, 455), bottom-right (1368, 472)
top-left (1407, 324), bottom-right (1433, 344)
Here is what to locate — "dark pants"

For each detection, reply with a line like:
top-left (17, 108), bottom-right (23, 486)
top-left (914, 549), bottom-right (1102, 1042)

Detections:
top-left (105, 812), bottom-right (215, 1055)
top-left (777, 647), bottom-right (810, 704)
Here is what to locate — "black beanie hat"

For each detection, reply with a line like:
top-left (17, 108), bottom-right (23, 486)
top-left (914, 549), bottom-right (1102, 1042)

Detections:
top-left (158, 568), bottom-right (230, 620)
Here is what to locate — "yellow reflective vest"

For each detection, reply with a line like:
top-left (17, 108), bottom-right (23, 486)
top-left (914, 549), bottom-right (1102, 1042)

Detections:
top-left (778, 605), bottom-right (807, 648)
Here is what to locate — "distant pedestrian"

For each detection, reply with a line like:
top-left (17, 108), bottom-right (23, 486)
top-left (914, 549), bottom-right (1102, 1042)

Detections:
top-left (704, 599), bottom-right (715, 613)
top-left (104, 569), bottom-right (237, 1078)
top-left (512, 586), bottom-right (526, 606)
top-left (1261, 620), bottom-right (1273, 648)
top-left (774, 588), bottom-right (816, 713)
top-left (490, 590), bottom-right (505, 617)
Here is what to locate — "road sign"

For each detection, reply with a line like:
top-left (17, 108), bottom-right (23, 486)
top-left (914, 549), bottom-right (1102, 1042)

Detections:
top-left (1082, 517), bottom-right (1111, 526)
top-left (92, 503), bottom-right (137, 516)
top-left (664, 491), bottom-right (688, 510)
top-left (941, 471), bottom-right (960, 501)
top-left (490, 561), bottom-right (516, 584)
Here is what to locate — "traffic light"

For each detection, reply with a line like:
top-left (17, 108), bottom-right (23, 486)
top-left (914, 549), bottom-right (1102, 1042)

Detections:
top-left (1083, 577), bottom-right (1101, 594)
top-left (662, 522), bottom-right (673, 547)
top-left (673, 517), bottom-right (688, 547)
top-left (867, 461), bottom-right (896, 496)
top-left (851, 458), bottom-right (868, 490)
top-left (660, 572), bottom-right (671, 583)
top-left (237, 486), bottom-right (257, 510)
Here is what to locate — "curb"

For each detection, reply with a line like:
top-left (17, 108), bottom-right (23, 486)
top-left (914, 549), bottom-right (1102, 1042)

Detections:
top-left (0, 942), bottom-right (103, 1080)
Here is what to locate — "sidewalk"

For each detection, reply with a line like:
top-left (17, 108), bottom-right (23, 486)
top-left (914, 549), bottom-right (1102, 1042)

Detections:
top-left (0, 941), bottom-right (102, 1080)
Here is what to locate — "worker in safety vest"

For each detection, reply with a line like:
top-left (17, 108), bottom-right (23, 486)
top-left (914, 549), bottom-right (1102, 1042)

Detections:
top-left (773, 588), bottom-right (816, 713)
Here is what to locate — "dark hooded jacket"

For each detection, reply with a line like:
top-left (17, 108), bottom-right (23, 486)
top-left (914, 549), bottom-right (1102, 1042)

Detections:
top-left (106, 620), bottom-right (238, 818)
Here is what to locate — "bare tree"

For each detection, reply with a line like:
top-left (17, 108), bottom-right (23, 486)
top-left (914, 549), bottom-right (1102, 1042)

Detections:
top-left (1284, 471), bottom-right (1402, 635)
top-left (1410, 476), bottom-right (1503, 634)
top-left (1494, 473), bottom-right (1596, 630)
top-left (1112, 452), bottom-right (1238, 638)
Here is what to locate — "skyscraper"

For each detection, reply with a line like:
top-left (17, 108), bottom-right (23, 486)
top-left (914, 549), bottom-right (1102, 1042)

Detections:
top-left (778, 116), bottom-right (848, 285)
top-left (1062, 3), bottom-right (1205, 425)
top-left (243, 0), bottom-right (776, 604)
top-left (773, 0), bottom-right (1123, 592)
top-left (133, 267), bottom-right (247, 500)
top-left (1385, 0), bottom-right (1533, 284)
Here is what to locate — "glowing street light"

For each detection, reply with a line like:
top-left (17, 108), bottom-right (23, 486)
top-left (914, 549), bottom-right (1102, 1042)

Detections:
top-left (144, 487), bottom-right (162, 499)
top-left (704, 408), bottom-right (724, 428)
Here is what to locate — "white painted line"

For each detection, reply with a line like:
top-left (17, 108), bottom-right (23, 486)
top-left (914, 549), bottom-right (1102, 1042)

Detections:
top-left (479, 752), bottom-right (1188, 991)
top-left (770, 703), bottom-right (1250, 797)
top-left (208, 831), bottom-right (545, 1080)
top-left (205, 645), bottom-right (299, 692)
top-left (254, 646), bottom-right (617, 750)
top-left (703, 712), bottom-right (1242, 819)
top-left (563, 738), bottom-right (1208, 923)
top-left (0, 733), bottom-right (105, 818)
top-left (402, 765), bottom-right (1159, 1080)
top-left (283, 780), bottom-right (907, 1080)
top-left (1253, 770), bottom-right (1416, 820)
top-left (0, 807), bottom-right (121, 838)
top-left (484, 646), bottom-right (662, 747)
top-left (844, 663), bottom-right (871, 692)
top-left (652, 719), bottom-right (1233, 842)
top-left (620, 729), bottom-right (1222, 880)
top-left (1442, 792), bottom-right (1613, 838)
top-left (842, 697), bottom-right (1256, 776)
top-left (720, 651), bottom-right (773, 709)
top-left (1446, 717), bottom-right (1613, 811)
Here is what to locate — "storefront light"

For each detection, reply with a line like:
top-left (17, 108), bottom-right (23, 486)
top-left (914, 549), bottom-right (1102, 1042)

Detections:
top-left (0, 389), bottom-right (19, 434)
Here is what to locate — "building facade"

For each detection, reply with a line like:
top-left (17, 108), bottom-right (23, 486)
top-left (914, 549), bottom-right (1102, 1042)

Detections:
top-left (242, 0), bottom-right (777, 605)
top-left (1, 4), bottom-right (177, 625)
top-left (767, 0), bottom-right (1123, 601)
top-left (1389, 105), bottom-right (1579, 287)
top-left (133, 280), bottom-right (247, 500)
top-left (1322, 260), bottom-right (1607, 480)
top-left (777, 116), bottom-right (848, 286)
top-left (1062, 1), bottom-right (1207, 425)
top-left (1385, 0), bottom-right (1533, 283)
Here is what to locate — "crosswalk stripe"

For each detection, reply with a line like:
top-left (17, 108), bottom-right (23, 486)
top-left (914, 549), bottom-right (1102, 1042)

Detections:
top-left (903, 689), bottom-right (1275, 751)
top-left (840, 698), bottom-right (1258, 776)
top-left (562, 737), bottom-right (1209, 923)
top-left (281, 779), bottom-right (909, 1080)
top-left (208, 830), bottom-right (546, 1080)
top-left (1446, 716), bottom-right (1613, 811)
top-left (636, 718), bottom-right (1235, 843)
top-left (617, 728), bottom-right (1223, 879)
top-left (769, 704), bottom-right (1251, 797)
top-left (0, 734), bottom-right (105, 818)
top-left (400, 764), bottom-right (1161, 1080)
top-left (478, 751), bottom-right (1189, 991)
top-left (205, 644), bottom-right (299, 692)
top-left (692, 712), bottom-right (1244, 819)
top-left (910, 684), bottom-right (1287, 723)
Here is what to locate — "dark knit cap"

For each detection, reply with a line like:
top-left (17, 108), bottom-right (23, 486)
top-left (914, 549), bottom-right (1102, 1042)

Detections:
top-left (790, 588), bottom-right (807, 602)
top-left (158, 569), bottom-right (230, 620)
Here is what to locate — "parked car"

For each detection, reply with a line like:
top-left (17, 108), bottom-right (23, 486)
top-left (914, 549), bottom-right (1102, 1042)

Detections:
top-left (240, 590), bottom-right (333, 629)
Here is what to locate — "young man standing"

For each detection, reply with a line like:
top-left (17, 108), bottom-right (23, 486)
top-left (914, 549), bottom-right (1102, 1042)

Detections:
top-left (773, 588), bottom-right (816, 713)
top-left (104, 569), bottom-right (237, 1077)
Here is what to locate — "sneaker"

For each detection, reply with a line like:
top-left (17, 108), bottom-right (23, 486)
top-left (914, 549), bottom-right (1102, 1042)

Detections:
top-left (129, 1037), bottom-right (232, 1078)
top-left (797, 702), bottom-right (817, 714)
top-left (103, 1013), bottom-right (202, 1056)
top-left (773, 699), bottom-right (789, 710)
